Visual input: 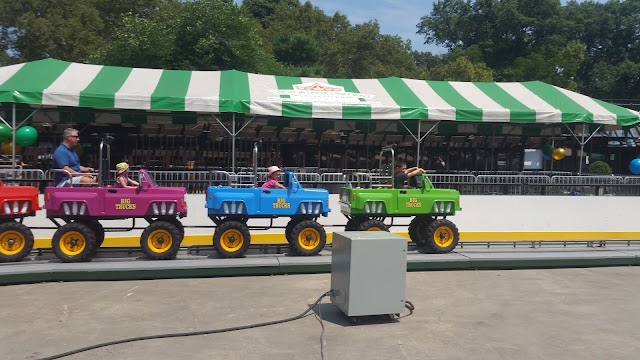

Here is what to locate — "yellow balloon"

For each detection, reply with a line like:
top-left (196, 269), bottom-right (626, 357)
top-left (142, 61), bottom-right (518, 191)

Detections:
top-left (552, 148), bottom-right (566, 161)
top-left (0, 141), bottom-right (22, 154)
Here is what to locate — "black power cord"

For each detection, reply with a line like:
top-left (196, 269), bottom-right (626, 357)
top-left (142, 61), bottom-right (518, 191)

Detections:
top-left (39, 291), bottom-right (332, 360)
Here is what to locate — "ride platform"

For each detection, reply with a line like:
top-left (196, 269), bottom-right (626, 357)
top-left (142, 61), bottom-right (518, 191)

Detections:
top-left (2, 242), bottom-right (639, 285)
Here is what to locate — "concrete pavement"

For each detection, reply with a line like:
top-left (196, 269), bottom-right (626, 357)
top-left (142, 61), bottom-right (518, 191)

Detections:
top-left (2, 266), bottom-right (640, 360)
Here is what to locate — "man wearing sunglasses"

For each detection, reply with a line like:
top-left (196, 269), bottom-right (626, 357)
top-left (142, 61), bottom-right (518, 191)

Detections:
top-left (52, 128), bottom-right (96, 187)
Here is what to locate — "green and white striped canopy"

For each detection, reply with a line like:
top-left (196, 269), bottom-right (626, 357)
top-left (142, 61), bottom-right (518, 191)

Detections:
top-left (1, 59), bottom-right (638, 126)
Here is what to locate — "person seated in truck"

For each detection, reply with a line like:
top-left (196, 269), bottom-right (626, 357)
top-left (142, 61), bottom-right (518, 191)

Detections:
top-left (115, 162), bottom-right (139, 188)
top-left (262, 166), bottom-right (286, 189)
top-left (393, 161), bottom-right (425, 189)
top-left (52, 128), bottom-right (96, 187)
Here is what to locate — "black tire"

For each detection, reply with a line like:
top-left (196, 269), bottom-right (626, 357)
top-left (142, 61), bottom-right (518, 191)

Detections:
top-left (85, 220), bottom-right (105, 254)
top-left (357, 219), bottom-right (389, 232)
top-left (165, 217), bottom-right (185, 240)
top-left (285, 217), bottom-right (306, 244)
top-left (213, 221), bottom-right (251, 258)
top-left (424, 219), bottom-right (459, 253)
top-left (345, 217), bottom-right (366, 231)
top-left (408, 216), bottom-right (433, 246)
top-left (290, 220), bottom-right (326, 256)
top-left (140, 221), bottom-right (181, 260)
top-left (0, 221), bottom-right (34, 263)
top-left (52, 222), bottom-right (96, 263)
top-left (285, 217), bottom-right (306, 255)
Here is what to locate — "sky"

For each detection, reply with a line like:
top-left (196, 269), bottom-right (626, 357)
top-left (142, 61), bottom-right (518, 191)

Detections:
top-left (314, 0), bottom-right (444, 53)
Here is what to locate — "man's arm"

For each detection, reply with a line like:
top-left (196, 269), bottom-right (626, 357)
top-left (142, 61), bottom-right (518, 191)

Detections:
top-left (61, 165), bottom-right (83, 175)
top-left (407, 167), bottom-right (425, 177)
top-left (80, 165), bottom-right (95, 173)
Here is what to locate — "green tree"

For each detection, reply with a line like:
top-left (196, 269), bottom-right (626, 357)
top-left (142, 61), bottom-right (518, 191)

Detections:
top-left (241, 0), bottom-right (300, 28)
top-left (428, 56), bottom-right (493, 81)
top-left (96, 0), bottom-right (281, 73)
top-left (589, 160), bottom-right (612, 175)
top-left (0, 0), bottom-right (161, 63)
top-left (323, 21), bottom-right (420, 78)
top-left (272, 32), bottom-right (321, 66)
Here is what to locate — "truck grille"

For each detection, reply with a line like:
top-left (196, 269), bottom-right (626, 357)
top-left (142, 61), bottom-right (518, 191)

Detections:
top-left (299, 202), bottom-right (322, 215)
top-left (222, 201), bottom-right (244, 214)
top-left (2, 201), bottom-right (30, 215)
top-left (62, 202), bottom-right (87, 216)
top-left (364, 201), bottom-right (384, 214)
top-left (152, 202), bottom-right (176, 216)
top-left (432, 201), bottom-right (454, 214)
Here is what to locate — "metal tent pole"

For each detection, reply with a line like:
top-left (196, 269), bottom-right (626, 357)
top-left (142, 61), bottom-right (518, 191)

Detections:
top-left (232, 113), bottom-right (236, 172)
top-left (12, 104), bottom-right (16, 170)
top-left (211, 114), bottom-right (255, 173)
top-left (579, 124), bottom-right (586, 175)
top-left (416, 121), bottom-right (421, 166)
top-left (399, 120), bottom-right (439, 167)
top-left (551, 134), bottom-right (555, 173)
top-left (563, 123), bottom-right (600, 175)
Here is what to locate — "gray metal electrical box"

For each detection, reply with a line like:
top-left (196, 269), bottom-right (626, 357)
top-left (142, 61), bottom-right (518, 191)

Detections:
top-left (330, 231), bottom-right (407, 317)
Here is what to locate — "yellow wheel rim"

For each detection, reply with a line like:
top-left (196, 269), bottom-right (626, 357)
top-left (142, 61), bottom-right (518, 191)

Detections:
top-left (433, 226), bottom-right (454, 248)
top-left (147, 229), bottom-right (173, 253)
top-left (220, 229), bottom-right (244, 252)
top-left (0, 230), bottom-right (25, 256)
top-left (366, 227), bottom-right (382, 231)
top-left (58, 231), bottom-right (86, 256)
top-left (297, 228), bottom-right (321, 251)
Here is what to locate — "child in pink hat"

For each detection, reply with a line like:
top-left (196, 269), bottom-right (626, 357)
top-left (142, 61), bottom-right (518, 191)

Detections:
top-left (261, 166), bottom-right (285, 189)
top-left (116, 162), bottom-right (140, 188)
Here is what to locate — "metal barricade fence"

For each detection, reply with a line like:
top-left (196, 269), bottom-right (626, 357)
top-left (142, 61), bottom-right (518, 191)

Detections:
top-left (624, 176), bottom-right (640, 185)
top-left (294, 172), bottom-right (321, 185)
top-left (148, 171), bottom-right (211, 194)
top-left (521, 171), bottom-right (573, 176)
top-left (320, 173), bottom-right (347, 182)
top-left (473, 170), bottom-right (520, 176)
top-left (209, 171), bottom-right (232, 187)
top-left (428, 173), bottom-right (477, 193)
top-left (0, 168), bottom-right (46, 188)
top-left (237, 171), bottom-right (269, 183)
top-left (476, 175), bottom-right (551, 195)
top-left (550, 175), bottom-right (625, 196)
top-left (347, 172), bottom-right (374, 188)
top-left (230, 173), bottom-right (258, 188)
top-left (622, 177), bottom-right (640, 196)
top-left (319, 172), bottom-right (347, 193)
top-left (29, 169), bottom-right (640, 196)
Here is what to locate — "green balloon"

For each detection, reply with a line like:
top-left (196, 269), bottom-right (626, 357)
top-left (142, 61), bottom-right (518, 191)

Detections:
top-left (0, 124), bottom-right (10, 142)
top-left (15, 126), bottom-right (38, 146)
top-left (542, 145), bottom-right (554, 156)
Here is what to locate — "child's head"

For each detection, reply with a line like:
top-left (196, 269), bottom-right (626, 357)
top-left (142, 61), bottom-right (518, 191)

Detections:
top-left (116, 162), bottom-right (129, 175)
top-left (267, 165), bottom-right (281, 179)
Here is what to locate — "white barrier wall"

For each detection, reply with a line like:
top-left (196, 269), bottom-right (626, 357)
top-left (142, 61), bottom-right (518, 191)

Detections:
top-left (27, 194), bottom-right (639, 239)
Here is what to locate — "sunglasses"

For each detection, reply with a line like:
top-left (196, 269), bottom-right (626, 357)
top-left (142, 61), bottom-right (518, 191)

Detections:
top-left (68, 135), bottom-right (79, 138)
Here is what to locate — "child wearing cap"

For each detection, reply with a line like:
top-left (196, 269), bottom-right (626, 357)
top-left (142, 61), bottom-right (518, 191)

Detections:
top-left (116, 162), bottom-right (140, 188)
top-left (261, 165), bottom-right (286, 189)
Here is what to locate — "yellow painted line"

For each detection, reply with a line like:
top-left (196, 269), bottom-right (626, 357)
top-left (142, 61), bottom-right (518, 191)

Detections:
top-left (33, 231), bottom-right (640, 249)
top-left (460, 231), bottom-right (640, 241)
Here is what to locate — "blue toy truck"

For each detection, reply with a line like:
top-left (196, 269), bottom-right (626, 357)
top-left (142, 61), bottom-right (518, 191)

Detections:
top-left (206, 170), bottom-right (330, 258)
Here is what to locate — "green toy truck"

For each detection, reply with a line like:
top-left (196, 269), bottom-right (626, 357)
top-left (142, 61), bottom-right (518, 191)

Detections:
top-left (339, 145), bottom-right (462, 253)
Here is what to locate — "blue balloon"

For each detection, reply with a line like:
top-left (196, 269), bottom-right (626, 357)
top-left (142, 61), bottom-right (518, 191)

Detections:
top-left (543, 155), bottom-right (552, 161)
top-left (630, 158), bottom-right (640, 175)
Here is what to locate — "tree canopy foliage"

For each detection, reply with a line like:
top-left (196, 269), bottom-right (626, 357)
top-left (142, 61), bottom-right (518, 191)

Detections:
top-left (0, 0), bottom-right (637, 102)
top-left (418, 0), bottom-right (640, 99)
